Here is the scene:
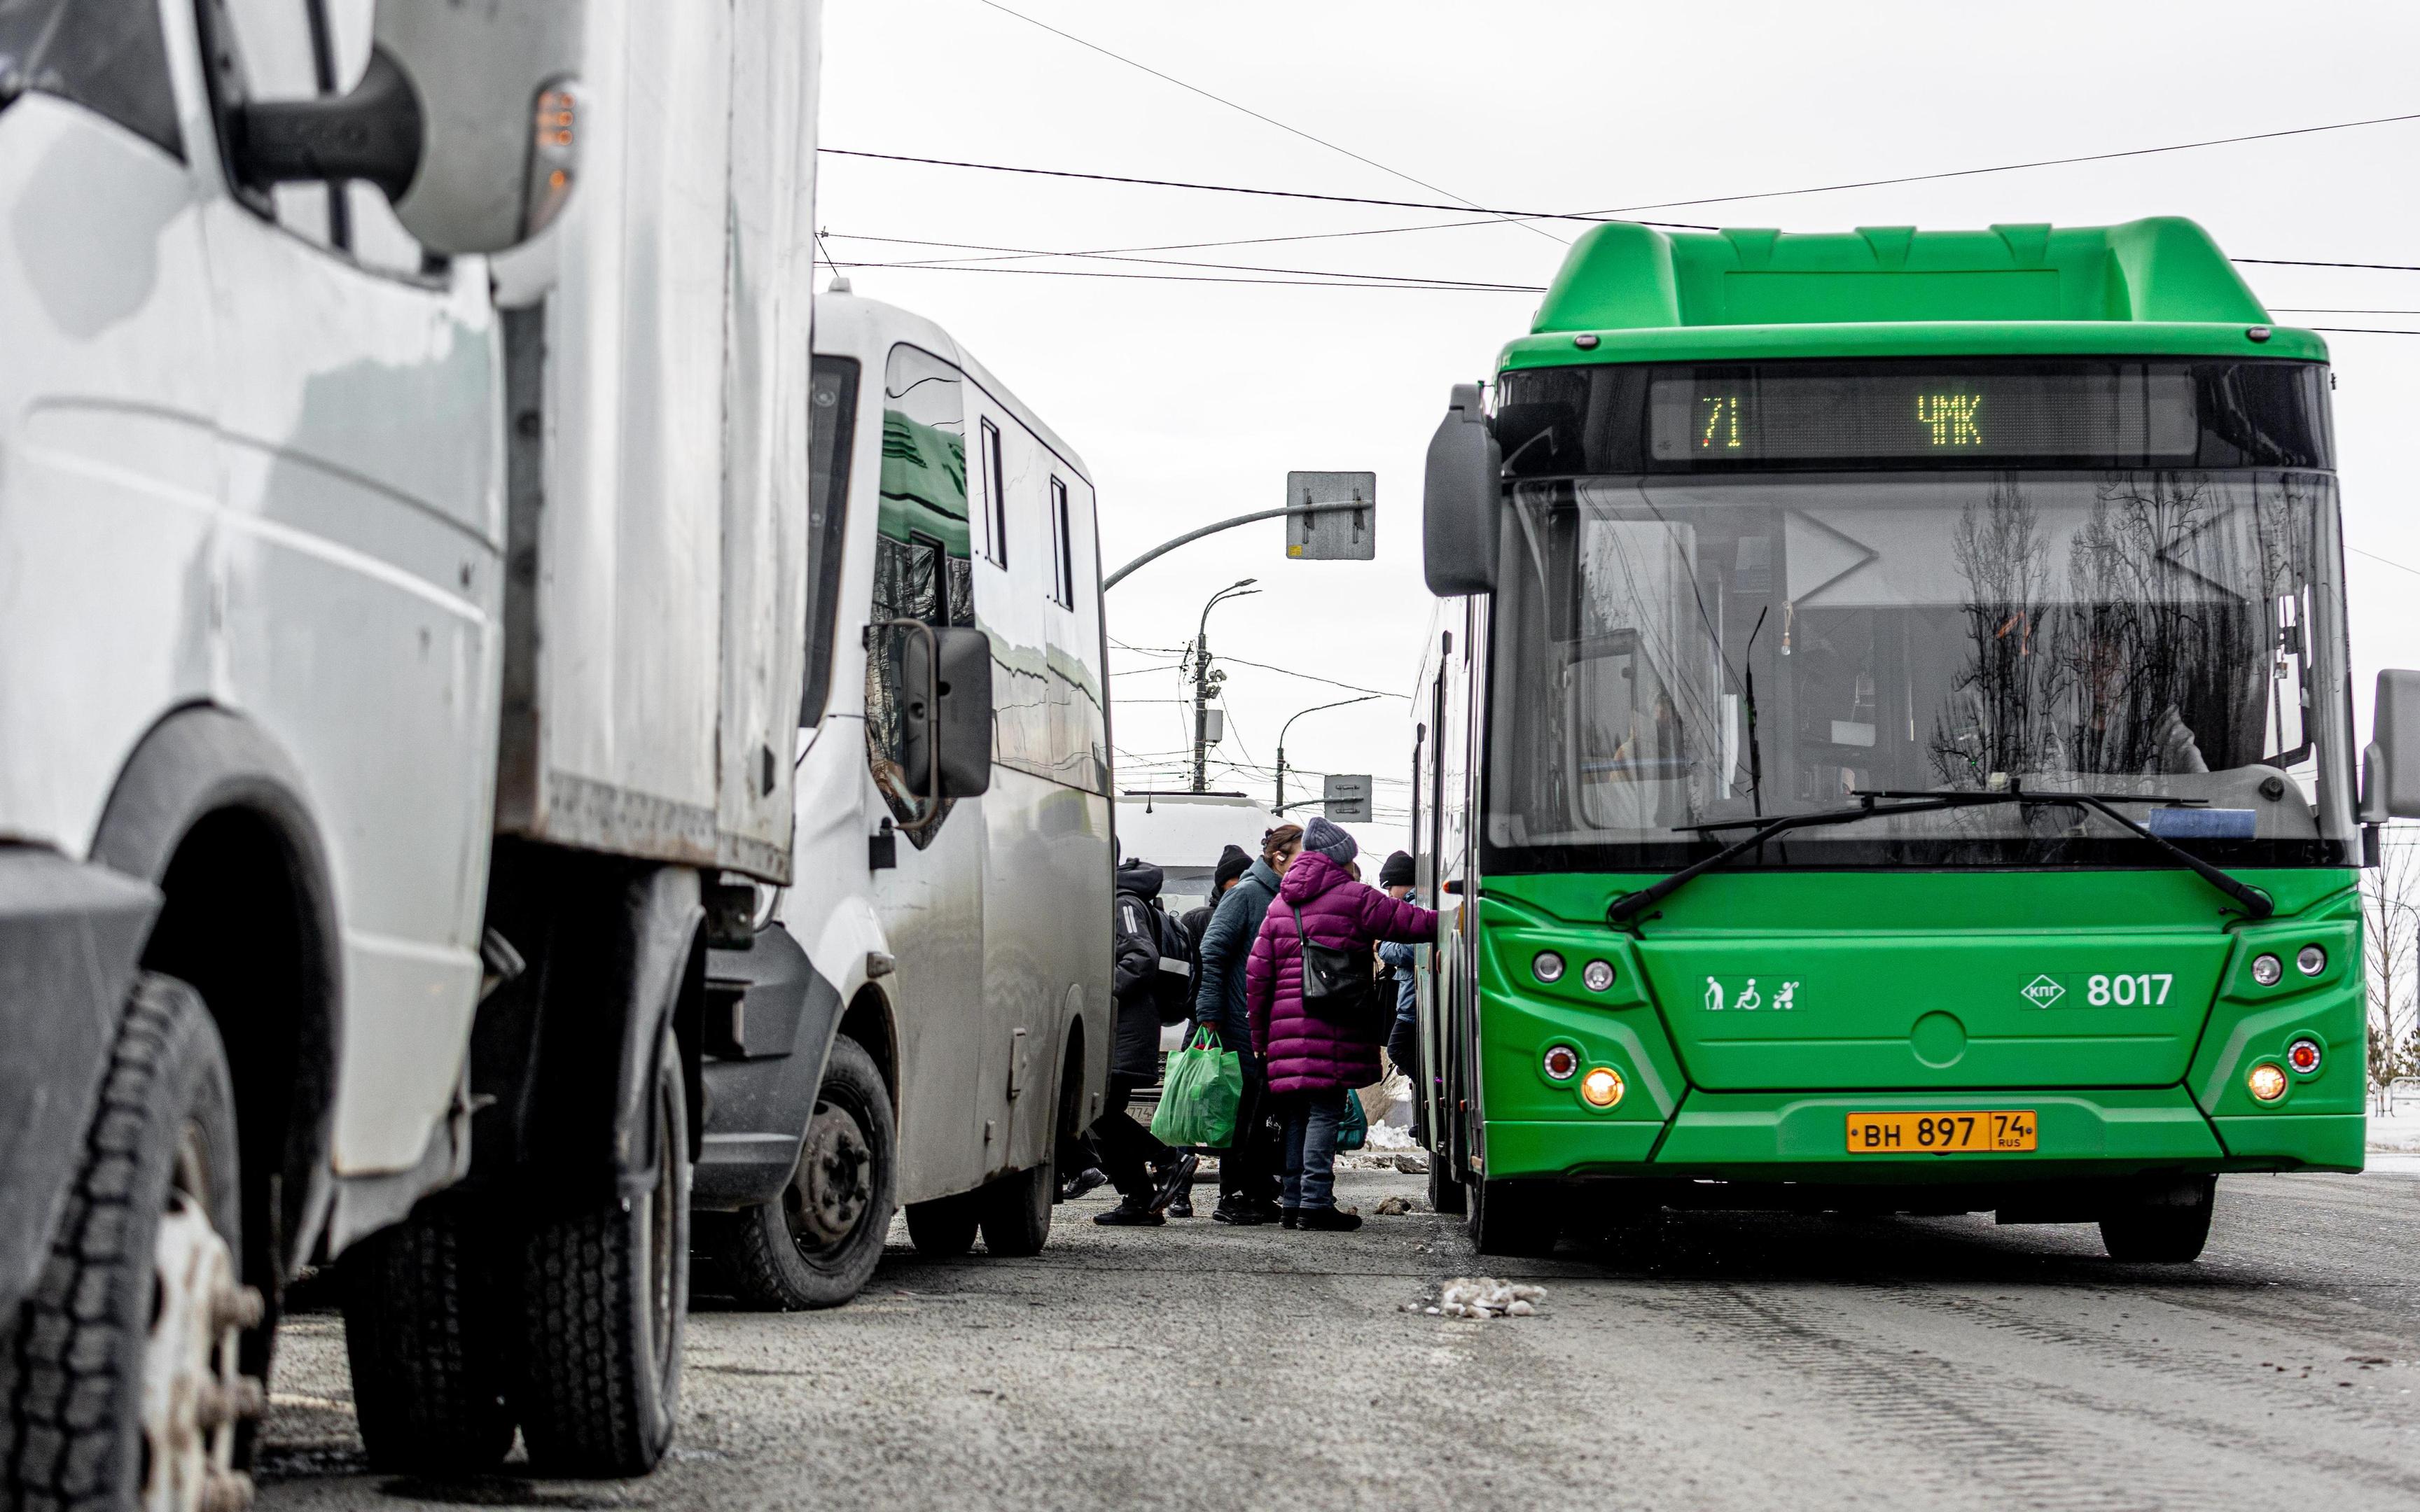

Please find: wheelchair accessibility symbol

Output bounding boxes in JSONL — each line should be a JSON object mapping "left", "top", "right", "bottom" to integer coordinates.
{"left": 1704, "top": 976, "right": 1799, "bottom": 1011}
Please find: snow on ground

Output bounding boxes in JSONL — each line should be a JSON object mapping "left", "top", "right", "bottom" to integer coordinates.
{"left": 2367, "top": 1103, "right": 2420, "bottom": 1152}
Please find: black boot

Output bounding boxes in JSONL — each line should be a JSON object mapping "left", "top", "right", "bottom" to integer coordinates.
{"left": 1210, "top": 1196, "right": 1267, "bottom": 1226}
{"left": 1094, "top": 1194, "right": 1166, "bottom": 1226}
{"left": 1148, "top": 1152, "right": 1199, "bottom": 1214}
{"left": 1300, "top": 1206, "right": 1362, "bottom": 1232}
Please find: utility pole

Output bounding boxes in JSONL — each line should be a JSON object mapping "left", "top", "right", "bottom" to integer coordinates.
{"left": 1190, "top": 580, "right": 1258, "bottom": 793}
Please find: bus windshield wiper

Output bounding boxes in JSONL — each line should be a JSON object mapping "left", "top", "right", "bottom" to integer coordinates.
{"left": 1607, "top": 794, "right": 1963, "bottom": 926}
{"left": 1852, "top": 788, "right": 2273, "bottom": 920}
{"left": 1606, "top": 788, "right": 2273, "bottom": 928}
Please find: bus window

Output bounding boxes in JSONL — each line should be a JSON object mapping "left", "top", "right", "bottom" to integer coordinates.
{"left": 979, "top": 418, "right": 1008, "bottom": 568}
{"left": 1048, "top": 477, "right": 1073, "bottom": 608}
{"left": 870, "top": 344, "right": 974, "bottom": 832}
{"left": 800, "top": 354, "right": 861, "bottom": 726}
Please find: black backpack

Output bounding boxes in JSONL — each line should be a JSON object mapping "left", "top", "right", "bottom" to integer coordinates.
{"left": 1150, "top": 900, "right": 1193, "bottom": 1026}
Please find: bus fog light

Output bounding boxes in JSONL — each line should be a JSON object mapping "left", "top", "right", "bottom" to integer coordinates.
{"left": 2247, "top": 1063, "right": 2290, "bottom": 1102}
{"left": 2287, "top": 1038, "right": 2323, "bottom": 1074}
{"left": 1542, "top": 1045, "right": 1578, "bottom": 1082}
{"left": 2296, "top": 945, "right": 2326, "bottom": 976}
{"left": 1580, "top": 1066, "right": 1624, "bottom": 1108}
{"left": 1532, "top": 951, "right": 1566, "bottom": 984}
{"left": 2251, "top": 953, "right": 2283, "bottom": 987}
{"left": 1581, "top": 959, "right": 1617, "bottom": 993}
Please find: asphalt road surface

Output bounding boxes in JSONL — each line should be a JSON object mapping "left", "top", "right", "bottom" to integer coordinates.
{"left": 260, "top": 1156, "right": 2420, "bottom": 1512}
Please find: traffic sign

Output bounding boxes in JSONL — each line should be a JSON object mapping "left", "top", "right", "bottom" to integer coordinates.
{"left": 1323, "top": 773, "right": 1372, "bottom": 823}
{"left": 1284, "top": 471, "right": 1375, "bottom": 561}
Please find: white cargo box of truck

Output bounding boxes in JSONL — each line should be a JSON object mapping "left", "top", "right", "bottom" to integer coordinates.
{"left": 494, "top": 0, "right": 818, "bottom": 881}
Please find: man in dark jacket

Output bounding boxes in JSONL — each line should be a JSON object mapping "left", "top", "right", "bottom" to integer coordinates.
{"left": 1190, "top": 825, "right": 1302, "bottom": 1224}
{"left": 1094, "top": 858, "right": 1197, "bottom": 1225}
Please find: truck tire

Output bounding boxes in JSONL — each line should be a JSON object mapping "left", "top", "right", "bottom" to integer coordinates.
{"left": 1, "top": 974, "right": 263, "bottom": 1512}
{"left": 340, "top": 1202, "right": 517, "bottom": 1474}
{"left": 2099, "top": 1175, "right": 2216, "bottom": 1263}
{"left": 903, "top": 1193, "right": 980, "bottom": 1257}
{"left": 714, "top": 1035, "right": 895, "bottom": 1310}
{"left": 515, "top": 1027, "right": 689, "bottom": 1477}
{"left": 1468, "top": 1178, "right": 1559, "bottom": 1258}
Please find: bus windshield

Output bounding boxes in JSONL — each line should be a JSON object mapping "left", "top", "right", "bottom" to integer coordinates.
{"left": 1484, "top": 469, "right": 2355, "bottom": 871}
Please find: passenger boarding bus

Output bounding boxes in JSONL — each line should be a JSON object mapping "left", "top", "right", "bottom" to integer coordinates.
{"left": 1412, "top": 218, "right": 2397, "bottom": 1263}
{"left": 693, "top": 291, "right": 1113, "bottom": 1308}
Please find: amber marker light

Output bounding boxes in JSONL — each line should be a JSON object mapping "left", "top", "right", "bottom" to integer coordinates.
{"left": 2288, "top": 1038, "right": 2323, "bottom": 1075}
{"left": 1580, "top": 1067, "right": 1624, "bottom": 1108}
{"left": 2247, "top": 1063, "right": 2290, "bottom": 1102}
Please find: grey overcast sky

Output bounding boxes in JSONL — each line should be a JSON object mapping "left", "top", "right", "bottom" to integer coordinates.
{"left": 819, "top": 0, "right": 2420, "bottom": 852}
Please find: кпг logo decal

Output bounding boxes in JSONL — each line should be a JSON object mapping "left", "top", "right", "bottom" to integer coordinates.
{"left": 2019, "top": 973, "right": 2067, "bottom": 1009}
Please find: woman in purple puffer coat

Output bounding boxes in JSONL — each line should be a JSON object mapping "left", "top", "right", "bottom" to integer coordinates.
{"left": 1246, "top": 816, "right": 1438, "bottom": 1231}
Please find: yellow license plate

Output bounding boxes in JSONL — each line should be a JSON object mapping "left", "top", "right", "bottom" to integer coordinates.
{"left": 1845, "top": 1110, "right": 2038, "bottom": 1154}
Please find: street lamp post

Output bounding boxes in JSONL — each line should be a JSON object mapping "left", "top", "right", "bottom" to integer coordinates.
{"left": 1274, "top": 694, "right": 1383, "bottom": 813}
{"left": 1190, "top": 579, "right": 1259, "bottom": 792}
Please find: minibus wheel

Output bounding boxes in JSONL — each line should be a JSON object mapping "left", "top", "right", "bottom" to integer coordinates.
{"left": 904, "top": 1193, "right": 981, "bottom": 1257}
{"left": 716, "top": 1035, "right": 896, "bottom": 1310}
{"left": 1468, "top": 1177, "right": 1559, "bottom": 1257}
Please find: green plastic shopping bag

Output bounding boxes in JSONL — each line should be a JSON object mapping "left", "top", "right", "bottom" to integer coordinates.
{"left": 1150, "top": 1027, "right": 1243, "bottom": 1148}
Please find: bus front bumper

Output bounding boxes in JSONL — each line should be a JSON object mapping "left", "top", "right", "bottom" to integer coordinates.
{"left": 1481, "top": 1086, "right": 2365, "bottom": 1184}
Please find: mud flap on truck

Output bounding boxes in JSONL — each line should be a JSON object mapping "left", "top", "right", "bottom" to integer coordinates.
{"left": 0, "top": 849, "right": 160, "bottom": 1318}
{"left": 342, "top": 843, "right": 704, "bottom": 1478}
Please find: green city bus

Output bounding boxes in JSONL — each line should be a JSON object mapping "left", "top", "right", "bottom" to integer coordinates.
{"left": 1410, "top": 218, "right": 2370, "bottom": 1261}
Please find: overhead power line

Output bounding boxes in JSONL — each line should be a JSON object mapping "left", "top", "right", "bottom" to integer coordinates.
{"left": 971, "top": 0, "right": 1567, "bottom": 246}
{"left": 826, "top": 230, "right": 1542, "bottom": 288}
{"left": 2232, "top": 257, "right": 2420, "bottom": 272}
{"left": 1569, "top": 109, "right": 2420, "bottom": 216}
{"left": 827, "top": 259, "right": 1533, "bottom": 293}
{"left": 820, "top": 146, "right": 1709, "bottom": 230}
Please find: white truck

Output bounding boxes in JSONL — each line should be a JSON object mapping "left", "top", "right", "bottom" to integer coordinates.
{"left": 0, "top": 0, "right": 820, "bottom": 1501}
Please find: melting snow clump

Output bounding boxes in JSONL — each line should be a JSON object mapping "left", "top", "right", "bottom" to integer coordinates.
{"left": 1427, "top": 1276, "right": 1545, "bottom": 1320}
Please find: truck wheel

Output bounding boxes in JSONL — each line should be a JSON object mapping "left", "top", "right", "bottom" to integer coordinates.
{"left": 1468, "top": 1178, "right": 1559, "bottom": 1258}
{"left": 516, "top": 1027, "right": 689, "bottom": 1477}
{"left": 1, "top": 974, "right": 264, "bottom": 1512}
{"left": 340, "top": 1202, "right": 517, "bottom": 1473}
{"left": 903, "top": 1193, "right": 980, "bottom": 1257}
{"left": 716, "top": 1035, "right": 895, "bottom": 1310}
{"left": 2099, "top": 1175, "right": 2216, "bottom": 1263}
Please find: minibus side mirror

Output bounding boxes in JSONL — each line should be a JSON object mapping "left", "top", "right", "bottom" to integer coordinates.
{"left": 901, "top": 626, "right": 994, "bottom": 802}
{"left": 1423, "top": 383, "right": 1501, "bottom": 597}
{"left": 234, "top": 1, "right": 585, "bottom": 255}
{"left": 2361, "top": 668, "right": 2420, "bottom": 822}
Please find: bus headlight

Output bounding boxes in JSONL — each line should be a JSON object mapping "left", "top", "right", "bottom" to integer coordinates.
{"left": 1532, "top": 951, "right": 1566, "bottom": 984}
{"left": 1581, "top": 959, "right": 1617, "bottom": 993}
{"left": 2250, "top": 953, "right": 2283, "bottom": 987}
{"left": 2296, "top": 945, "right": 2326, "bottom": 976}
{"left": 1580, "top": 1066, "right": 1624, "bottom": 1108}
{"left": 2246, "top": 1063, "right": 2289, "bottom": 1102}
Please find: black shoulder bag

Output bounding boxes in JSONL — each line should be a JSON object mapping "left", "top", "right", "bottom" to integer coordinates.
{"left": 1286, "top": 901, "right": 1387, "bottom": 1037}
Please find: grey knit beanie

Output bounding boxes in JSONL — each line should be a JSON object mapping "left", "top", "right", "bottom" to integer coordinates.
{"left": 1302, "top": 816, "right": 1358, "bottom": 866}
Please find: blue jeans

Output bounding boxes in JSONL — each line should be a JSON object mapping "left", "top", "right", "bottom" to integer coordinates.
{"left": 1279, "top": 1087, "right": 1348, "bottom": 1212}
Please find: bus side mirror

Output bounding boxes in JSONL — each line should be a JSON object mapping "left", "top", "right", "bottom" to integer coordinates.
{"left": 2361, "top": 669, "right": 2420, "bottom": 822}
{"left": 902, "top": 626, "right": 994, "bottom": 802}
{"left": 235, "top": 1, "right": 585, "bottom": 255}
{"left": 1423, "top": 383, "right": 1501, "bottom": 597}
